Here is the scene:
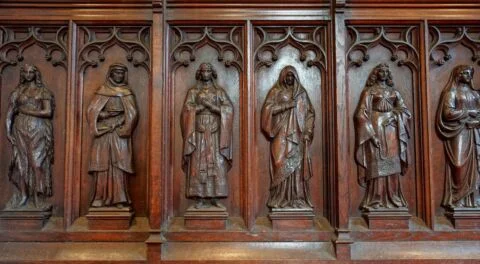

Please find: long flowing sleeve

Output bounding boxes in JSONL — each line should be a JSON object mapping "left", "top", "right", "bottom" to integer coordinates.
{"left": 218, "top": 88, "right": 234, "bottom": 163}
{"left": 87, "top": 95, "right": 110, "bottom": 137}
{"left": 354, "top": 88, "right": 375, "bottom": 169}
{"left": 87, "top": 94, "right": 110, "bottom": 172}
{"left": 117, "top": 94, "right": 138, "bottom": 137}
{"left": 181, "top": 88, "right": 198, "bottom": 171}
{"left": 437, "top": 89, "right": 468, "bottom": 139}
{"left": 261, "top": 87, "right": 280, "bottom": 138}
{"left": 394, "top": 90, "right": 411, "bottom": 173}
{"left": 6, "top": 89, "right": 20, "bottom": 141}
{"left": 297, "top": 89, "right": 315, "bottom": 140}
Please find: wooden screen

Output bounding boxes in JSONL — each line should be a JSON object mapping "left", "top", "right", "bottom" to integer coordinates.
{"left": 0, "top": 0, "right": 479, "bottom": 263}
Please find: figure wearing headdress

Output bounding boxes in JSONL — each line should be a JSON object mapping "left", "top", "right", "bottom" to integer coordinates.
{"left": 87, "top": 63, "right": 138, "bottom": 208}
{"left": 436, "top": 65, "right": 480, "bottom": 209}
{"left": 261, "top": 65, "right": 315, "bottom": 209}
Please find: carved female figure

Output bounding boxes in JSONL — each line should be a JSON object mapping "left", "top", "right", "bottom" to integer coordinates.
{"left": 87, "top": 63, "right": 138, "bottom": 208}
{"left": 181, "top": 63, "right": 234, "bottom": 209}
{"left": 6, "top": 64, "right": 54, "bottom": 209}
{"left": 437, "top": 65, "right": 480, "bottom": 209}
{"left": 354, "top": 63, "right": 411, "bottom": 210}
{"left": 261, "top": 65, "right": 315, "bottom": 209}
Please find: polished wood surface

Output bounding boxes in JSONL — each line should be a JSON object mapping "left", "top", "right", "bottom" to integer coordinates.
{"left": 0, "top": 0, "right": 479, "bottom": 263}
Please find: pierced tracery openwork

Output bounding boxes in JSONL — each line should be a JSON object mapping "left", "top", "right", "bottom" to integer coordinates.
{"left": 0, "top": 26, "right": 68, "bottom": 73}
{"left": 347, "top": 26, "right": 419, "bottom": 70}
{"left": 254, "top": 26, "right": 327, "bottom": 71}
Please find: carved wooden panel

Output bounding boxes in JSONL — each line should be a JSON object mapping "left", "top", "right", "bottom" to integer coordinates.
{"left": 0, "top": 25, "right": 68, "bottom": 216}
{"left": 253, "top": 25, "right": 328, "bottom": 219}
{"left": 168, "top": 25, "right": 244, "bottom": 218}
{"left": 1, "top": 1, "right": 480, "bottom": 262}
{"left": 346, "top": 24, "right": 424, "bottom": 220}
{"left": 428, "top": 25, "right": 480, "bottom": 219}
{"left": 76, "top": 25, "right": 151, "bottom": 218}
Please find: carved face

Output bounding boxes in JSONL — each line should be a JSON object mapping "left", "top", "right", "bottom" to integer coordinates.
{"left": 285, "top": 71, "right": 295, "bottom": 86}
{"left": 110, "top": 69, "right": 126, "bottom": 84}
{"left": 458, "top": 68, "right": 473, "bottom": 84}
{"left": 376, "top": 66, "right": 389, "bottom": 82}
{"left": 23, "top": 66, "right": 36, "bottom": 83}
{"left": 199, "top": 64, "right": 213, "bottom": 82}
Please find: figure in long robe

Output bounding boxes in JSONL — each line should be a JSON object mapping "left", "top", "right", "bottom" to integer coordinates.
{"left": 436, "top": 65, "right": 480, "bottom": 209}
{"left": 355, "top": 63, "right": 411, "bottom": 210}
{"left": 87, "top": 63, "right": 138, "bottom": 208}
{"left": 261, "top": 65, "right": 315, "bottom": 209}
{"left": 181, "top": 63, "right": 234, "bottom": 209}
{"left": 6, "top": 64, "right": 54, "bottom": 209}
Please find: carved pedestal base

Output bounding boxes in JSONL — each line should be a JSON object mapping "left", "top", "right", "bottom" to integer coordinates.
{"left": 269, "top": 208, "right": 314, "bottom": 230}
{"left": 0, "top": 207, "right": 52, "bottom": 230}
{"left": 445, "top": 207, "right": 480, "bottom": 229}
{"left": 86, "top": 206, "right": 134, "bottom": 230}
{"left": 184, "top": 204, "right": 228, "bottom": 230}
{"left": 362, "top": 208, "right": 410, "bottom": 229}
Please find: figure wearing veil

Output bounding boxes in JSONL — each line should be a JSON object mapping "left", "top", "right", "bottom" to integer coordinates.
{"left": 261, "top": 65, "right": 315, "bottom": 209}
{"left": 436, "top": 65, "right": 480, "bottom": 209}
{"left": 87, "top": 63, "right": 138, "bottom": 208}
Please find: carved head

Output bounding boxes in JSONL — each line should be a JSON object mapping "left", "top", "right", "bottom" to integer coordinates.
{"left": 278, "top": 65, "right": 300, "bottom": 88}
{"left": 108, "top": 63, "right": 128, "bottom": 86}
{"left": 195, "top": 63, "right": 217, "bottom": 82}
{"left": 453, "top": 65, "right": 474, "bottom": 86}
{"left": 19, "top": 64, "right": 43, "bottom": 87}
{"left": 366, "top": 63, "right": 394, "bottom": 87}
{"left": 285, "top": 71, "right": 295, "bottom": 86}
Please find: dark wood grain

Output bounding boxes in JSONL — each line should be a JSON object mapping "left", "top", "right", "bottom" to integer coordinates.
{"left": 0, "top": 0, "right": 478, "bottom": 262}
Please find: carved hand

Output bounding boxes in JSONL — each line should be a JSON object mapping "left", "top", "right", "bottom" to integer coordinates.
{"left": 468, "top": 109, "right": 479, "bottom": 118}
{"left": 7, "top": 134, "right": 15, "bottom": 145}
{"left": 287, "top": 100, "right": 297, "bottom": 109}
{"left": 98, "top": 111, "right": 110, "bottom": 119}
{"left": 303, "top": 134, "right": 312, "bottom": 143}
{"left": 203, "top": 100, "right": 214, "bottom": 109}
{"left": 197, "top": 92, "right": 212, "bottom": 106}
{"left": 279, "top": 100, "right": 296, "bottom": 113}
{"left": 371, "top": 136, "right": 381, "bottom": 148}
{"left": 199, "top": 97, "right": 215, "bottom": 110}
{"left": 466, "top": 119, "right": 480, "bottom": 129}
{"left": 382, "top": 116, "right": 396, "bottom": 126}
{"left": 196, "top": 104, "right": 206, "bottom": 112}
{"left": 18, "top": 105, "right": 34, "bottom": 115}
